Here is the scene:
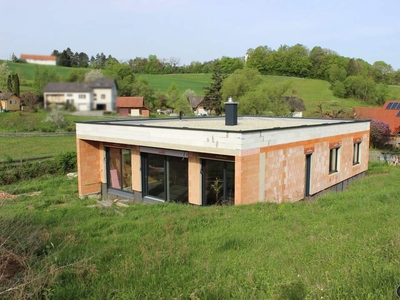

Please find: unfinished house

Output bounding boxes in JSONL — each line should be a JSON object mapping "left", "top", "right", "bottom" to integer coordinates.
{"left": 76, "top": 100, "right": 370, "bottom": 205}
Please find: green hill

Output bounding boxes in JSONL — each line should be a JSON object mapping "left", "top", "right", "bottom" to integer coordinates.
{"left": 3, "top": 61, "right": 392, "bottom": 116}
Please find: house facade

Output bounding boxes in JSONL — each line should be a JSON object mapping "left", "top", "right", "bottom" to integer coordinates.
{"left": 0, "top": 93, "right": 21, "bottom": 111}
{"left": 20, "top": 54, "right": 57, "bottom": 65}
{"left": 188, "top": 96, "right": 208, "bottom": 115}
{"left": 43, "top": 78, "right": 117, "bottom": 111}
{"left": 76, "top": 103, "right": 370, "bottom": 205}
{"left": 116, "top": 97, "right": 150, "bottom": 117}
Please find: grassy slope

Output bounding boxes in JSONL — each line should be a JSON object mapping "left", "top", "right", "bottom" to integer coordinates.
{"left": 1, "top": 162, "right": 399, "bottom": 299}
{"left": 4, "top": 61, "right": 386, "bottom": 116}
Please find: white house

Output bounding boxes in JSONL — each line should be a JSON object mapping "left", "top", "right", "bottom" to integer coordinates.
{"left": 43, "top": 78, "right": 117, "bottom": 111}
{"left": 20, "top": 54, "right": 57, "bottom": 65}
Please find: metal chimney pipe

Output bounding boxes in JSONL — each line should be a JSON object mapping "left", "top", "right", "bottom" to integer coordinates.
{"left": 225, "top": 97, "right": 238, "bottom": 126}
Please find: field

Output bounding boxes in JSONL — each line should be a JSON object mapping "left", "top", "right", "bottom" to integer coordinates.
{"left": 4, "top": 60, "right": 394, "bottom": 116}
{"left": 1, "top": 162, "right": 399, "bottom": 299}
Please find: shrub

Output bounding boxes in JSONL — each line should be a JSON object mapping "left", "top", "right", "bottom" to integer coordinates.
{"left": 370, "top": 119, "right": 391, "bottom": 148}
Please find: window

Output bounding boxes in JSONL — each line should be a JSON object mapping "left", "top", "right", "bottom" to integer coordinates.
{"left": 106, "top": 148, "right": 132, "bottom": 192}
{"left": 78, "top": 94, "right": 86, "bottom": 99}
{"left": 353, "top": 142, "right": 361, "bottom": 165}
{"left": 9, "top": 100, "right": 12, "bottom": 104}
{"left": 142, "top": 153, "right": 188, "bottom": 203}
{"left": 329, "top": 147, "right": 339, "bottom": 173}
{"left": 101, "top": 94, "right": 106, "bottom": 99}
{"left": 93, "top": 93, "right": 97, "bottom": 101}
{"left": 67, "top": 93, "right": 73, "bottom": 97}
{"left": 202, "top": 159, "right": 235, "bottom": 205}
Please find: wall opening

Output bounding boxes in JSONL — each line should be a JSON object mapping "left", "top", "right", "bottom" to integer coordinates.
{"left": 201, "top": 159, "right": 235, "bottom": 205}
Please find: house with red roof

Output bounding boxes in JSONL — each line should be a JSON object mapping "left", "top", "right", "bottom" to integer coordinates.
{"left": 20, "top": 54, "right": 56, "bottom": 66}
{"left": 355, "top": 100, "right": 400, "bottom": 146}
{"left": 116, "top": 97, "right": 150, "bottom": 117}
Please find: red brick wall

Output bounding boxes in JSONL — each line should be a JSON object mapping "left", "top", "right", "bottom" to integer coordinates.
{"left": 235, "top": 153, "right": 260, "bottom": 205}
{"left": 77, "top": 139, "right": 102, "bottom": 196}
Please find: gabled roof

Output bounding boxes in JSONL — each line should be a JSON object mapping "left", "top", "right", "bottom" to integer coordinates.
{"left": 116, "top": 97, "right": 144, "bottom": 108}
{"left": 43, "top": 82, "right": 92, "bottom": 93}
{"left": 43, "top": 78, "right": 117, "bottom": 93}
{"left": 188, "top": 96, "right": 204, "bottom": 109}
{"left": 20, "top": 54, "right": 56, "bottom": 61}
{"left": 88, "top": 78, "right": 117, "bottom": 89}
{"left": 0, "top": 93, "right": 17, "bottom": 100}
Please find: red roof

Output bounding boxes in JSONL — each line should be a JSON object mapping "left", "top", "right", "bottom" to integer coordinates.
{"left": 355, "top": 100, "right": 400, "bottom": 134}
{"left": 116, "top": 97, "right": 144, "bottom": 108}
{"left": 20, "top": 54, "right": 56, "bottom": 61}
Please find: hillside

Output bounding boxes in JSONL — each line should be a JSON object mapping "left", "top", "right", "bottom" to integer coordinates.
{"left": 3, "top": 61, "right": 392, "bottom": 116}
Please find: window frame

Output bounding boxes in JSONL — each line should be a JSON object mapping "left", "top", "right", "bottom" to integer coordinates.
{"left": 329, "top": 147, "right": 340, "bottom": 174}
{"left": 353, "top": 142, "right": 361, "bottom": 165}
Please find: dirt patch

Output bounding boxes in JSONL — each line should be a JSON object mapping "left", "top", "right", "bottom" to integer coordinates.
{"left": 0, "top": 253, "right": 24, "bottom": 282}
{"left": 0, "top": 191, "right": 16, "bottom": 200}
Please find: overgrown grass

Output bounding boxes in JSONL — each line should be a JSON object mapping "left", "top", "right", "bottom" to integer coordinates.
{"left": 1, "top": 163, "right": 399, "bottom": 299}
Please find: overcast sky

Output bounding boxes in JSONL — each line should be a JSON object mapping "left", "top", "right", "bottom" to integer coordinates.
{"left": 1, "top": 0, "right": 399, "bottom": 69}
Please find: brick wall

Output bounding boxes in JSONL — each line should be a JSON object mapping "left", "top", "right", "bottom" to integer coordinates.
{"left": 77, "top": 139, "right": 102, "bottom": 196}
{"left": 235, "top": 153, "right": 260, "bottom": 205}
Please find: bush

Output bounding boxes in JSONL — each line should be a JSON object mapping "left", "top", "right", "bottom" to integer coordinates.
{"left": 0, "top": 152, "right": 77, "bottom": 185}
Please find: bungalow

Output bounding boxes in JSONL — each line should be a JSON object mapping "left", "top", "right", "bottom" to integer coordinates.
{"left": 20, "top": 54, "right": 57, "bottom": 65}
{"left": 116, "top": 97, "right": 150, "bottom": 117}
{"left": 43, "top": 78, "right": 117, "bottom": 111}
{"left": 76, "top": 100, "right": 370, "bottom": 205}
{"left": 0, "top": 93, "right": 21, "bottom": 111}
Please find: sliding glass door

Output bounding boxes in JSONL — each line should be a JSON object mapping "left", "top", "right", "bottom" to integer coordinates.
{"left": 142, "top": 153, "right": 188, "bottom": 203}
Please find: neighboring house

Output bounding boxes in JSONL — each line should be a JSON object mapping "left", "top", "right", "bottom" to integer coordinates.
{"left": 76, "top": 101, "right": 370, "bottom": 206}
{"left": 43, "top": 78, "right": 117, "bottom": 111}
{"left": 20, "top": 54, "right": 57, "bottom": 65}
{"left": 0, "top": 93, "right": 21, "bottom": 111}
{"left": 188, "top": 96, "right": 208, "bottom": 115}
{"left": 284, "top": 96, "right": 306, "bottom": 117}
{"left": 355, "top": 100, "right": 400, "bottom": 146}
{"left": 116, "top": 97, "right": 150, "bottom": 117}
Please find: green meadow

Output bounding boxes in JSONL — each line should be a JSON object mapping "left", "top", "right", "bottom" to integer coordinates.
{"left": 4, "top": 60, "right": 390, "bottom": 116}
{"left": 1, "top": 161, "right": 399, "bottom": 299}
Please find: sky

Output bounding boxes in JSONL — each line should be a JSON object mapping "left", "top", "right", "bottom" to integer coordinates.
{"left": 1, "top": 0, "right": 400, "bottom": 69}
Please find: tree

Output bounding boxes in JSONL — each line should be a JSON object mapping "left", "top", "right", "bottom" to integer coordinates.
{"left": 0, "top": 61, "right": 11, "bottom": 92}
{"left": 203, "top": 61, "right": 227, "bottom": 115}
{"left": 131, "top": 78, "right": 155, "bottom": 109}
{"left": 370, "top": 119, "right": 391, "bottom": 148}
{"left": 221, "top": 67, "right": 262, "bottom": 102}
{"left": 21, "top": 92, "right": 39, "bottom": 112}
{"left": 7, "top": 73, "right": 20, "bottom": 95}
{"left": 219, "top": 56, "right": 244, "bottom": 74}
{"left": 84, "top": 69, "right": 104, "bottom": 82}
{"left": 166, "top": 83, "right": 180, "bottom": 109}
{"left": 33, "top": 66, "right": 59, "bottom": 95}
{"left": 239, "top": 81, "right": 292, "bottom": 116}
{"left": 66, "top": 69, "right": 85, "bottom": 82}
{"left": 173, "top": 90, "right": 193, "bottom": 115}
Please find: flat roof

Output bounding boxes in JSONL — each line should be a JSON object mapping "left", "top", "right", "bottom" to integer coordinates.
{"left": 77, "top": 116, "right": 368, "bottom": 133}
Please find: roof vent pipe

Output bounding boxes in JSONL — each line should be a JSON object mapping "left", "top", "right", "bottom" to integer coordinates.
{"left": 225, "top": 97, "right": 238, "bottom": 126}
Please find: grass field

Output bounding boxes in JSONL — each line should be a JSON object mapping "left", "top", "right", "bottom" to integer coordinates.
{"left": 1, "top": 162, "right": 399, "bottom": 299}
{"left": 3, "top": 60, "right": 398, "bottom": 116}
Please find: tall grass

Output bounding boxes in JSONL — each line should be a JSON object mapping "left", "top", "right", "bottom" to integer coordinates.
{"left": 1, "top": 162, "right": 399, "bottom": 299}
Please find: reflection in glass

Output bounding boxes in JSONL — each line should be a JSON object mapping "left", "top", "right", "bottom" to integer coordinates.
{"left": 107, "top": 148, "right": 132, "bottom": 191}
{"left": 203, "top": 160, "right": 234, "bottom": 205}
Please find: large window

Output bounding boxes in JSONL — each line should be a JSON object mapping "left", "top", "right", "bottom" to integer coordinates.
{"left": 106, "top": 148, "right": 132, "bottom": 191}
{"left": 142, "top": 153, "right": 188, "bottom": 203}
{"left": 353, "top": 142, "right": 361, "bottom": 165}
{"left": 329, "top": 147, "right": 339, "bottom": 174}
{"left": 202, "top": 159, "right": 234, "bottom": 205}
